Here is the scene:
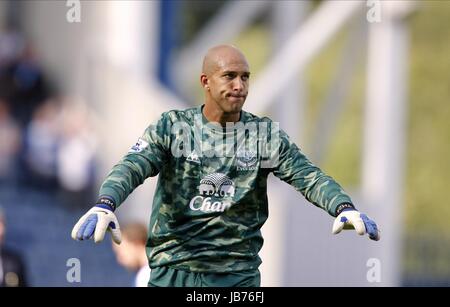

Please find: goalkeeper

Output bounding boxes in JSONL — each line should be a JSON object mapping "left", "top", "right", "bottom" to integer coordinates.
{"left": 71, "top": 44, "right": 380, "bottom": 287}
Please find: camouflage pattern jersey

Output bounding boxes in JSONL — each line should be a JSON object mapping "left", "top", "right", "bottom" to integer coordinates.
{"left": 99, "top": 105, "right": 354, "bottom": 273}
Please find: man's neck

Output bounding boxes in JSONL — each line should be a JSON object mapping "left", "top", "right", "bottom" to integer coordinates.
{"left": 202, "top": 103, "right": 240, "bottom": 126}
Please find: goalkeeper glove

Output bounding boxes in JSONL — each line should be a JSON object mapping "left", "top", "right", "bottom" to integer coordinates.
{"left": 332, "top": 208, "right": 380, "bottom": 241}
{"left": 71, "top": 197, "right": 121, "bottom": 244}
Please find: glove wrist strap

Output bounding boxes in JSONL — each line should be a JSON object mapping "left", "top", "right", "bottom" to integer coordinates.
{"left": 335, "top": 202, "right": 356, "bottom": 216}
{"left": 96, "top": 196, "right": 116, "bottom": 211}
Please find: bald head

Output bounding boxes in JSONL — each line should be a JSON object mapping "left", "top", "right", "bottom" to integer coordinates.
{"left": 200, "top": 45, "right": 250, "bottom": 121}
{"left": 202, "top": 45, "right": 249, "bottom": 76}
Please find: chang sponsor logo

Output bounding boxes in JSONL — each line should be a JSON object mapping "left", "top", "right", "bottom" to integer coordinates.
{"left": 189, "top": 173, "right": 235, "bottom": 213}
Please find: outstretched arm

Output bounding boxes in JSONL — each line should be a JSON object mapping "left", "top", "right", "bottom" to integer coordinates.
{"left": 71, "top": 113, "right": 171, "bottom": 244}
{"left": 272, "top": 128, "right": 380, "bottom": 241}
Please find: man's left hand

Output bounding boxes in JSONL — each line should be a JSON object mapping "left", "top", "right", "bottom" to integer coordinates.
{"left": 332, "top": 209, "right": 380, "bottom": 241}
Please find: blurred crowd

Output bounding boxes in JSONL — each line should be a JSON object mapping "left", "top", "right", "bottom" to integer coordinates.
{"left": 0, "top": 27, "right": 98, "bottom": 208}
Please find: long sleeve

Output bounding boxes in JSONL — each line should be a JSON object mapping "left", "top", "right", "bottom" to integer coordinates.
{"left": 98, "top": 113, "right": 171, "bottom": 207}
{"left": 272, "top": 129, "right": 353, "bottom": 217}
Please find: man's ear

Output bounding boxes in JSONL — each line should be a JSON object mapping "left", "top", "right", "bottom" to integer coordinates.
{"left": 200, "top": 74, "right": 209, "bottom": 90}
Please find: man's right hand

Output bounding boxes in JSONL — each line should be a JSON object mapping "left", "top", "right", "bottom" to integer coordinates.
{"left": 71, "top": 203, "right": 122, "bottom": 244}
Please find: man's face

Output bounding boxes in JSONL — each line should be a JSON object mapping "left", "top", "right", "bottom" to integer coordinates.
{"left": 204, "top": 58, "right": 250, "bottom": 114}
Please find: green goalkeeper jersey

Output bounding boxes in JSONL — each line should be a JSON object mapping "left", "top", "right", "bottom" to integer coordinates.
{"left": 99, "top": 105, "right": 353, "bottom": 273}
